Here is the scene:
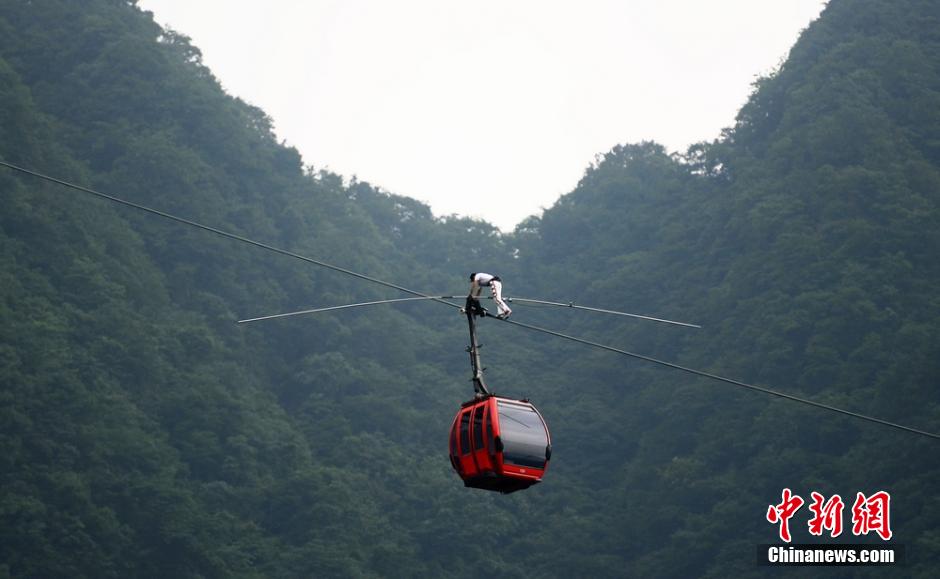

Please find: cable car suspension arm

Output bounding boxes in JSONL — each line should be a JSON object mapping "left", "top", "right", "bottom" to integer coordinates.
{"left": 465, "top": 296, "right": 491, "bottom": 396}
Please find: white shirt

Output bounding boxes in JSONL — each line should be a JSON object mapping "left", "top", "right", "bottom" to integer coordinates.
{"left": 472, "top": 272, "right": 497, "bottom": 286}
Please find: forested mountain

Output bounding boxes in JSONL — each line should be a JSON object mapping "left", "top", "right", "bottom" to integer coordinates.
{"left": 1, "top": 0, "right": 938, "bottom": 577}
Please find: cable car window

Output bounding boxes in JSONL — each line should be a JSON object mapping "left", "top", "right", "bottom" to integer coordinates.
{"left": 472, "top": 406, "right": 484, "bottom": 449}
{"left": 497, "top": 401, "right": 548, "bottom": 468}
{"left": 450, "top": 422, "right": 458, "bottom": 456}
{"left": 459, "top": 411, "right": 471, "bottom": 455}
{"left": 485, "top": 407, "right": 494, "bottom": 451}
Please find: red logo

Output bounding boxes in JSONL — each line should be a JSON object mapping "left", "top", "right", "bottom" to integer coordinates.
{"left": 766, "top": 488, "right": 804, "bottom": 543}
{"left": 852, "top": 491, "right": 892, "bottom": 541}
{"left": 807, "top": 492, "right": 844, "bottom": 538}
{"left": 767, "top": 489, "right": 892, "bottom": 542}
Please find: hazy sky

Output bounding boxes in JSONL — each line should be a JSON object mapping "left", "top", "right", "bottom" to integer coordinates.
{"left": 139, "top": 0, "right": 827, "bottom": 230}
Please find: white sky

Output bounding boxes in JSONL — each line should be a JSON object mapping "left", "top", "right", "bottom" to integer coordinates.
{"left": 139, "top": 0, "right": 827, "bottom": 231}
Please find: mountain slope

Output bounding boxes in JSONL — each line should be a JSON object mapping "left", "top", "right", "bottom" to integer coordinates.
{"left": 514, "top": 0, "right": 940, "bottom": 575}
{"left": 2, "top": 0, "right": 939, "bottom": 577}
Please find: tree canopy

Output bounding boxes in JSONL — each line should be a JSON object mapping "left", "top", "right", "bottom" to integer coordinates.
{"left": 1, "top": 0, "right": 938, "bottom": 576}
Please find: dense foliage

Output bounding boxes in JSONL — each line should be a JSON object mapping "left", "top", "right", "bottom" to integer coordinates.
{"left": 1, "top": 0, "right": 938, "bottom": 576}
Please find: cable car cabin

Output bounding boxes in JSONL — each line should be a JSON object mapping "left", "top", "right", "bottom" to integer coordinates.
{"left": 448, "top": 396, "right": 551, "bottom": 494}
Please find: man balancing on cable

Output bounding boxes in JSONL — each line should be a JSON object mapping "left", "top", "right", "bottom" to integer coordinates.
{"left": 468, "top": 272, "right": 512, "bottom": 319}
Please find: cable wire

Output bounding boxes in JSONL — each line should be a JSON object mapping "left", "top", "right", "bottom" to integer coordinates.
{"left": 238, "top": 296, "right": 465, "bottom": 323}
{"left": 0, "top": 159, "right": 460, "bottom": 310}
{"left": 487, "top": 314, "right": 940, "bottom": 440}
{"left": 4, "top": 160, "right": 938, "bottom": 440}
{"left": 507, "top": 296, "right": 701, "bottom": 328}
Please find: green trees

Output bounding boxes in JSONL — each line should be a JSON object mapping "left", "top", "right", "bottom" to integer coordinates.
{"left": 2, "top": 0, "right": 940, "bottom": 576}
{"left": 512, "top": 2, "right": 940, "bottom": 575}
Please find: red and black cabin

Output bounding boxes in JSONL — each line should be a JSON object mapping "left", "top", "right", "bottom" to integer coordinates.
{"left": 448, "top": 395, "right": 551, "bottom": 494}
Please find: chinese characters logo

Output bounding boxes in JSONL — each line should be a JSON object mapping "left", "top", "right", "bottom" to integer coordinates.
{"left": 766, "top": 489, "right": 892, "bottom": 542}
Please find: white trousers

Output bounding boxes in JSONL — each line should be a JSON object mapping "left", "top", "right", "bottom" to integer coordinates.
{"left": 472, "top": 280, "right": 511, "bottom": 316}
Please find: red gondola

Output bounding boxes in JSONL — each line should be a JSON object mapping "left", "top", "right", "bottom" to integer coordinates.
{"left": 448, "top": 297, "right": 552, "bottom": 493}
{"left": 449, "top": 395, "right": 551, "bottom": 493}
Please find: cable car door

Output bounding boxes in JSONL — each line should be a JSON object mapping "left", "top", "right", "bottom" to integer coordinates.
{"left": 455, "top": 407, "right": 478, "bottom": 476}
{"left": 470, "top": 401, "right": 495, "bottom": 474}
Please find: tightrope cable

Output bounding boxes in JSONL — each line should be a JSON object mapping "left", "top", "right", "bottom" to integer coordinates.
{"left": 506, "top": 296, "right": 701, "bottom": 328}
{"left": 488, "top": 314, "right": 940, "bottom": 440}
{"left": 238, "top": 296, "right": 466, "bottom": 323}
{"left": 4, "top": 159, "right": 938, "bottom": 440}
{"left": 0, "top": 159, "right": 460, "bottom": 310}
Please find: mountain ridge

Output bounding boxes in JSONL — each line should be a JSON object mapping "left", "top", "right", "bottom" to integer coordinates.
{"left": 2, "top": 0, "right": 938, "bottom": 576}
